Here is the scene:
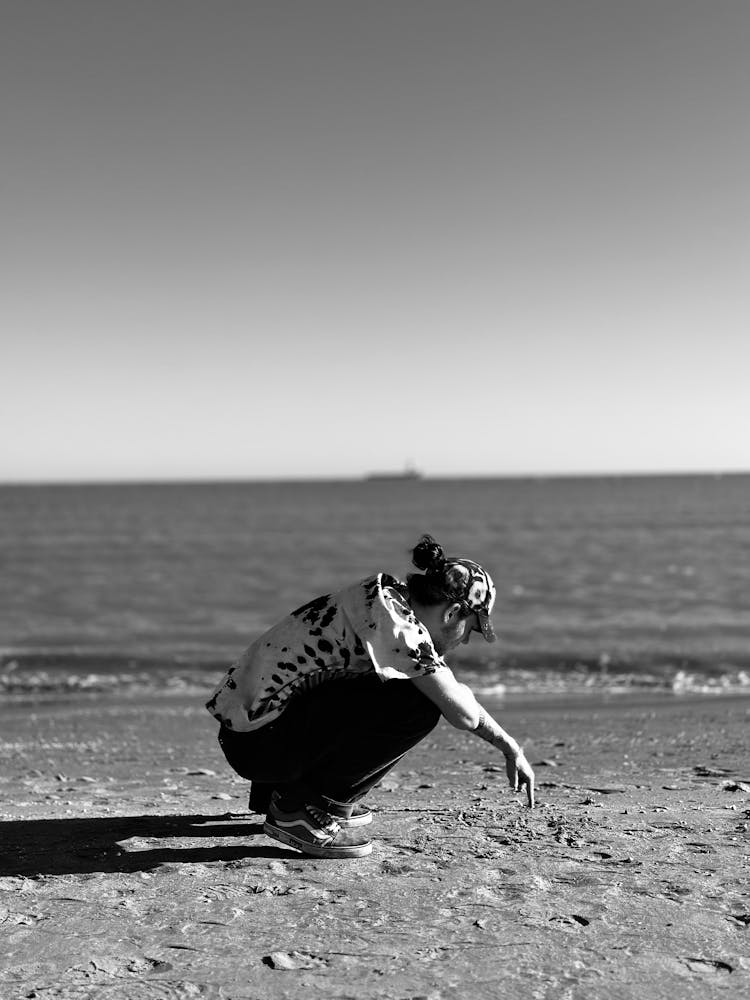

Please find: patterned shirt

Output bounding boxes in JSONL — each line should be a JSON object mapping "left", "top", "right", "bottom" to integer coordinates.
{"left": 205, "top": 573, "right": 450, "bottom": 732}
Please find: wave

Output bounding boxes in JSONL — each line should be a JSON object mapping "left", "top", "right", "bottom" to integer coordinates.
{"left": 471, "top": 666, "right": 750, "bottom": 698}
{"left": 459, "top": 652, "right": 750, "bottom": 698}
{"left": 3, "top": 650, "right": 750, "bottom": 700}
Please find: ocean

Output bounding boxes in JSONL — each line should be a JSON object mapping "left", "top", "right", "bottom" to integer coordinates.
{"left": 2, "top": 475, "right": 750, "bottom": 699}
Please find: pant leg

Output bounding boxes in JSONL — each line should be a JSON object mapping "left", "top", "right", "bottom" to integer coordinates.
{"left": 247, "top": 781, "right": 274, "bottom": 812}
{"left": 216, "top": 674, "right": 441, "bottom": 806}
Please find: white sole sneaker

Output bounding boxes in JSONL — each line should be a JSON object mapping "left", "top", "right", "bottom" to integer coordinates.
{"left": 263, "top": 818, "right": 373, "bottom": 859}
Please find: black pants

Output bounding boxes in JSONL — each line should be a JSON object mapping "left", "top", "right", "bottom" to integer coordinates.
{"left": 217, "top": 674, "right": 441, "bottom": 810}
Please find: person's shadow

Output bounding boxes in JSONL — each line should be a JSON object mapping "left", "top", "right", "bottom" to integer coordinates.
{"left": 0, "top": 813, "right": 301, "bottom": 877}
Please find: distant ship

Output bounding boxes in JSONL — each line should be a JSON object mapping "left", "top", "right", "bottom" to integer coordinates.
{"left": 365, "top": 463, "right": 422, "bottom": 481}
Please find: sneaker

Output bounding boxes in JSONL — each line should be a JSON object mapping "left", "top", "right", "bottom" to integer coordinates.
{"left": 264, "top": 799, "right": 373, "bottom": 859}
{"left": 268, "top": 790, "right": 372, "bottom": 827}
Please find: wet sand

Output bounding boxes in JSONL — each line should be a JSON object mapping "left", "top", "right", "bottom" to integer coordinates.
{"left": 1, "top": 690, "right": 748, "bottom": 999}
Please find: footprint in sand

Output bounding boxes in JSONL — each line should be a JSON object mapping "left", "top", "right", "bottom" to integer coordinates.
{"left": 549, "top": 913, "right": 591, "bottom": 927}
{"left": 683, "top": 957, "right": 734, "bottom": 975}
{"left": 263, "top": 950, "right": 330, "bottom": 970}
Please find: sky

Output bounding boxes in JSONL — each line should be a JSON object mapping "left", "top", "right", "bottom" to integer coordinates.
{"left": 2, "top": 0, "right": 749, "bottom": 482}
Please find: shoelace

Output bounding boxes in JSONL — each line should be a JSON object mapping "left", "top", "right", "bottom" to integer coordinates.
{"left": 305, "top": 803, "right": 341, "bottom": 836}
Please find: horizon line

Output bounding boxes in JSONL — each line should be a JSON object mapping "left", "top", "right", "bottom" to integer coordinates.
{"left": 1, "top": 468, "right": 748, "bottom": 488}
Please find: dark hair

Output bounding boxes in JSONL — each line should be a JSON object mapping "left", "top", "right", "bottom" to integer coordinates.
{"left": 406, "top": 534, "right": 472, "bottom": 615}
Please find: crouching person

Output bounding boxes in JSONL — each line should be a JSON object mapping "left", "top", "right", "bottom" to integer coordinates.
{"left": 206, "top": 534, "right": 534, "bottom": 859}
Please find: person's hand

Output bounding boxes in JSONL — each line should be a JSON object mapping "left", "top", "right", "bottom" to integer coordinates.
{"left": 504, "top": 747, "right": 535, "bottom": 808}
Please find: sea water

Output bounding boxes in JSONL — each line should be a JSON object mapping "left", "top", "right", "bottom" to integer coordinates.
{"left": 2, "top": 475, "right": 750, "bottom": 698}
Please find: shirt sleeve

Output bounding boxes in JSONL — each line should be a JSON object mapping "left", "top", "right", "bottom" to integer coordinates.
{"left": 365, "top": 581, "right": 450, "bottom": 680}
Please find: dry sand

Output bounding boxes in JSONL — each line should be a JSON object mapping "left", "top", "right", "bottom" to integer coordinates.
{"left": 1, "top": 690, "right": 748, "bottom": 999}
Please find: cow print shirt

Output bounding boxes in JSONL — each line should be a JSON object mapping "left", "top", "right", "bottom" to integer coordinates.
{"left": 205, "top": 573, "right": 450, "bottom": 732}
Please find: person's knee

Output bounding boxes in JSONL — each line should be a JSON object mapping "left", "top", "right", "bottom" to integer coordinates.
{"left": 381, "top": 681, "right": 441, "bottom": 735}
{"left": 414, "top": 697, "right": 442, "bottom": 734}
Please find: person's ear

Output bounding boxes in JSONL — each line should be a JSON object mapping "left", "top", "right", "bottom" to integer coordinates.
{"left": 442, "top": 602, "right": 463, "bottom": 625}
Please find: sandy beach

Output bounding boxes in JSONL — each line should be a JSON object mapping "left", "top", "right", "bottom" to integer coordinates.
{"left": 1, "top": 690, "right": 748, "bottom": 999}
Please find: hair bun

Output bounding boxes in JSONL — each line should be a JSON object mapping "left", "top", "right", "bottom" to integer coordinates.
{"left": 411, "top": 534, "right": 446, "bottom": 573}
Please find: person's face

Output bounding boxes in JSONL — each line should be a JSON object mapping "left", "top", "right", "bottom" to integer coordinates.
{"left": 432, "top": 606, "right": 482, "bottom": 655}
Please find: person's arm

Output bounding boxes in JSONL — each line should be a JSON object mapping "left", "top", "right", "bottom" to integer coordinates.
{"left": 411, "top": 670, "right": 534, "bottom": 808}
